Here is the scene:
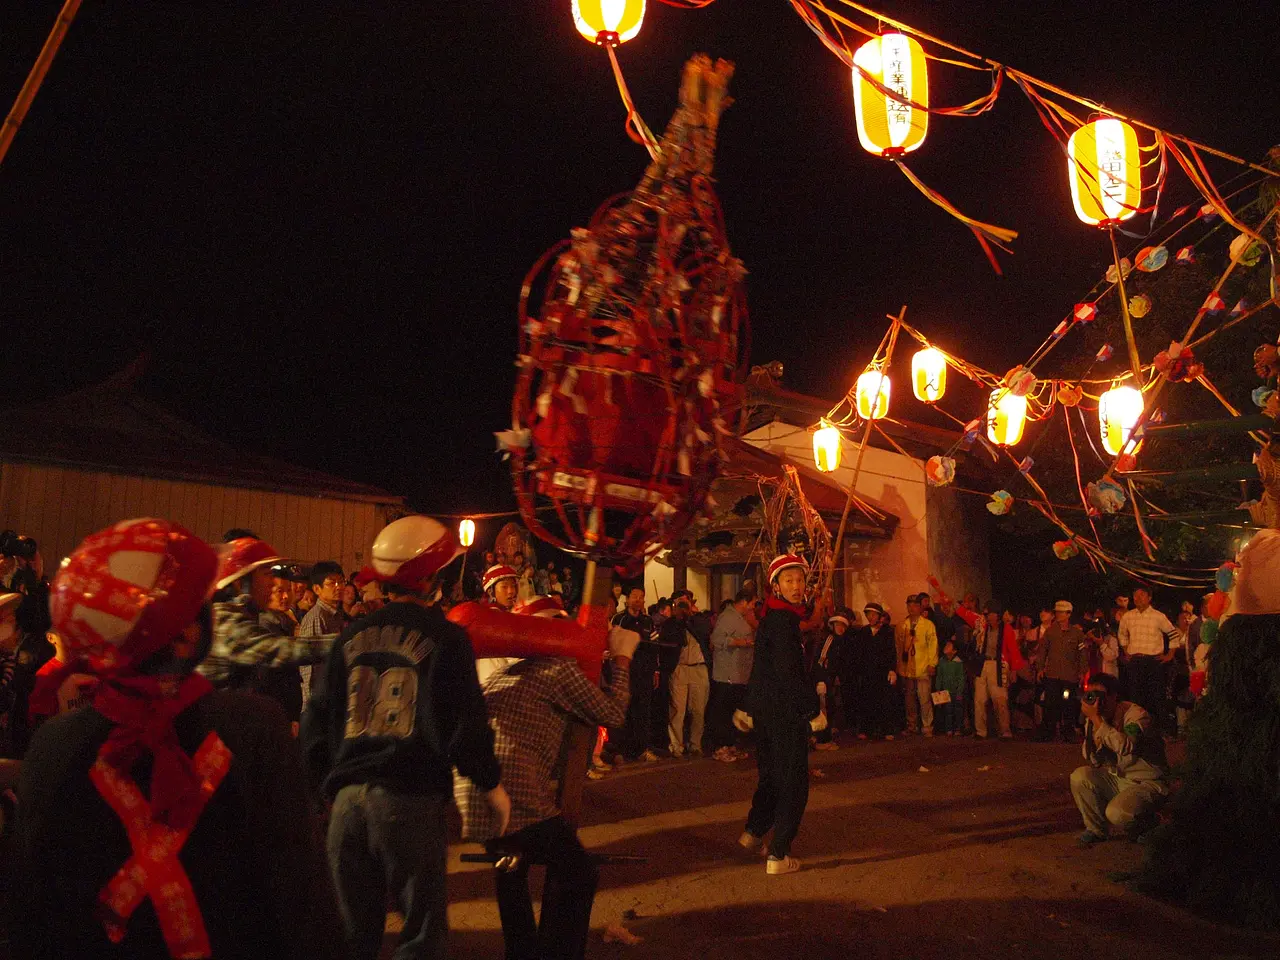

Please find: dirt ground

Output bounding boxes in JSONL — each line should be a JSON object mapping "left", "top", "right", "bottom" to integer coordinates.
{"left": 440, "top": 734, "right": 1280, "bottom": 960}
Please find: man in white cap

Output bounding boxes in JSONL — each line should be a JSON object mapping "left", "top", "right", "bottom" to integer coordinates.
{"left": 1035, "top": 600, "right": 1086, "bottom": 742}
{"left": 738, "top": 554, "right": 821, "bottom": 875}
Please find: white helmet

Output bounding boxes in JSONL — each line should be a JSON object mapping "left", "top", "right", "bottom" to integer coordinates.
{"left": 370, "top": 516, "right": 461, "bottom": 591}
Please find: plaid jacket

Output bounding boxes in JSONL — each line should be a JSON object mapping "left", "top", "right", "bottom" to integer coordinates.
{"left": 455, "top": 657, "right": 630, "bottom": 840}
{"left": 200, "top": 596, "right": 335, "bottom": 688}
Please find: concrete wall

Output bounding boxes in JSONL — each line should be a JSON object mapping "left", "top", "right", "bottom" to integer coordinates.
{"left": 0, "top": 461, "right": 395, "bottom": 573}
{"left": 642, "top": 561, "right": 709, "bottom": 610}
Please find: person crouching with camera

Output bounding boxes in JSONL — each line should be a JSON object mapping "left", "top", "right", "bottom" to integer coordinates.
{"left": 1070, "top": 673, "right": 1169, "bottom": 847}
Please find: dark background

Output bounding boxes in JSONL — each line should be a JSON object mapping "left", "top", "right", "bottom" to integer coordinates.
{"left": 2, "top": 0, "right": 1276, "bottom": 516}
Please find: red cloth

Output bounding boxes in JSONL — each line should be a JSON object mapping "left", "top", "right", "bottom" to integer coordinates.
{"left": 997, "top": 624, "right": 1027, "bottom": 672}
{"left": 765, "top": 595, "right": 807, "bottom": 617}
{"left": 92, "top": 672, "right": 215, "bottom": 830}
{"left": 27, "top": 657, "right": 100, "bottom": 723}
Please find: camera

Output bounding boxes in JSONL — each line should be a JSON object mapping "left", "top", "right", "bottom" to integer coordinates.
{"left": 1081, "top": 690, "right": 1105, "bottom": 705}
{"left": 0, "top": 530, "right": 37, "bottom": 561}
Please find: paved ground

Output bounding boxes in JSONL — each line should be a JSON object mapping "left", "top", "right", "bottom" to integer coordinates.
{"left": 441, "top": 734, "right": 1280, "bottom": 959}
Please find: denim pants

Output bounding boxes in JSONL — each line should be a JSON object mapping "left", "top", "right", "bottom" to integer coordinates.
{"left": 327, "top": 784, "right": 449, "bottom": 960}
{"left": 487, "top": 815, "right": 599, "bottom": 960}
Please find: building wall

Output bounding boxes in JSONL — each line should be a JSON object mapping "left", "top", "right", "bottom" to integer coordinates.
{"left": 644, "top": 561, "right": 709, "bottom": 610}
{"left": 0, "top": 462, "right": 395, "bottom": 572}
{"left": 926, "top": 483, "right": 992, "bottom": 605}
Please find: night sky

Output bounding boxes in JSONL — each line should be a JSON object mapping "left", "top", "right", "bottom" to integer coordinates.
{"left": 2, "top": 1, "right": 1276, "bottom": 518}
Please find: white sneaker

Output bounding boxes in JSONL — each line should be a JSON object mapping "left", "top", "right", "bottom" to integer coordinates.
{"left": 766, "top": 855, "right": 802, "bottom": 875}
{"left": 738, "top": 831, "right": 764, "bottom": 852}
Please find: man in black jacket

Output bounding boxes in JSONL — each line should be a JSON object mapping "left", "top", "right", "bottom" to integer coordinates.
{"left": 845, "top": 602, "right": 898, "bottom": 740}
{"left": 612, "top": 587, "right": 660, "bottom": 762}
{"left": 303, "top": 516, "right": 510, "bottom": 960}
{"left": 738, "top": 554, "right": 821, "bottom": 875}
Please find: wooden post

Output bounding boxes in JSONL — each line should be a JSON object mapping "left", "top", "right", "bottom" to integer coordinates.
{"left": 1109, "top": 227, "right": 1143, "bottom": 385}
{"left": 0, "top": 0, "right": 83, "bottom": 169}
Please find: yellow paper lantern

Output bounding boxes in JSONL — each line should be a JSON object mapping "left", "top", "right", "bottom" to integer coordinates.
{"left": 458, "top": 518, "right": 476, "bottom": 548}
{"left": 852, "top": 32, "right": 929, "bottom": 157}
{"left": 1098, "top": 385, "right": 1144, "bottom": 456}
{"left": 855, "top": 370, "right": 891, "bottom": 420}
{"left": 987, "top": 388, "right": 1027, "bottom": 446}
{"left": 572, "top": 0, "right": 645, "bottom": 46}
{"left": 911, "top": 347, "right": 947, "bottom": 403}
{"left": 1068, "top": 117, "right": 1141, "bottom": 226}
{"left": 813, "top": 419, "right": 843, "bottom": 473}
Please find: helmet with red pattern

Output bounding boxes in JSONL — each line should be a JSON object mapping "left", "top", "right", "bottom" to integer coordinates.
{"left": 214, "top": 537, "right": 286, "bottom": 591}
{"left": 370, "top": 515, "right": 461, "bottom": 592}
{"left": 50, "top": 518, "right": 218, "bottom": 674}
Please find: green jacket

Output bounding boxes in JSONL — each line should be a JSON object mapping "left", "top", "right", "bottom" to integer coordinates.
{"left": 934, "top": 656, "right": 966, "bottom": 698}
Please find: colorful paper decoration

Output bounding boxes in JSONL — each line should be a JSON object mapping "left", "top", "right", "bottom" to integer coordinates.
{"left": 1068, "top": 118, "right": 1141, "bottom": 226}
{"left": 1099, "top": 385, "right": 1143, "bottom": 457}
{"left": 925, "top": 455, "right": 955, "bottom": 487}
{"left": 1229, "top": 232, "right": 1264, "bottom": 266}
{"left": 987, "top": 389, "right": 1027, "bottom": 446}
{"left": 1154, "top": 341, "right": 1204, "bottom": 382}
{"left": 1231, "top": 298, "right": 1248, "bottom": 318}
{"left": 1105, "top": 258, "right": 1133, "bottom": 283}
{"left": 1202, "top": 292, "right": 1225, "bottom": 314}
{"left": 1087, "top": 478, "right": 1127, "bottom": 514}
{"left": 1128, "top": 294, "right": 1152, "bottom": 318}
{"left": 852, "top": 33, "right": 928, "bottom": 157}
{"left": 1198, "top": 202, "right": 1217, "bottom": 220}
{"left": 1003, "top": 366, "right": 1036, "bottom": 398}
{"left": 855, "top": 369, "right": 891, "bottom": 420}
{"left": 1175, "top": 245, "right": 1196, "bottom": 264}
{"left": 1135, "top": 245, "right": 1168, "bottom": 272}
{"left": 986, "top": 490, "right": 1014, "bottom": 515}
{"left": 1017, "top": 456, "right": 1035, "bottom": 474}
{"left": 1095, "top": 344, "right": 1114, "bottom": 362}
{"left": 813, "top": 418, "right": 842, "bottom": 473}
{"left": 1215, "top": 561, "right": 1239, "bottom": 593}
{"left": 1057, "top": 383, "right": 1083, "bottom": 407}
{"left": 1205, "top": 590, "right": 1229, "bottom": 620}
{"left": 911, "top": 347, "right": 947, "bottom": 403}
{"left": 572, "top": 0, "right": 646, "bottom": 45}
{"left": 1199, "top": 617, "right": 1219, "bottom": 645}
{"left": 1053, "top": 539, "right": 1080, "bottom": 560}
{"left": 1074, "top": 302, "right": 1098, "bottom": 324}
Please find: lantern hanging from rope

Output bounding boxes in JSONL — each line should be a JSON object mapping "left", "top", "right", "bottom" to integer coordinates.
{"left": 1068, "top": 117, "right": 1141, "bottom": 226}
{"left": 852, "top": 32, "right": 928, "bottom": 157}
{"left": 986, "top": 388, "right": 1027, "bottom": 446}
{"left": 572, "top": 0, "right": 645, "bottom": 46}
{"left": 1098, "top": 385, "right": 1144, "bottom": 456}
{"left": 911, "top": 347, "right": 946, "bottom": 403}
{"left": 458, "top": 518, "right": 476, "bottom": 548}
{"left": 855, "top": 369, "right": 891, "bottom": 420}
{"left": 813, "top": 419, "right": 843, "bottom": 473}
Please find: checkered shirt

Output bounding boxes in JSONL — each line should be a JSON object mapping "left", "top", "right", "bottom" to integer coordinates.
{"left": 454, "top": 657, "right": 629, "bottom": 840}
{"left": 1117, "top": 606, "right": 1177, "bottom": 657}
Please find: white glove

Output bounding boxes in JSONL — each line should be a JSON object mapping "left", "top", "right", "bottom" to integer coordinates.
{"left": 607, "top": 627, "right": 641, "bottom": 661}
{"left": 888, "top": 670, "right": 897, "bottom": 685}
{"left": 732, "top": 709, "right": 754, "bottom": 732}
{"left": 809, "top": 712, "right": 829, "bottom": 733}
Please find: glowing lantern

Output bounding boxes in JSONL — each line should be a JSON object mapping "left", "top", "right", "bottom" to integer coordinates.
{"left": 572, "top": 0, "right": 645, "bottom": 46}
{"left": 458, "top": 518, "right": 476, "bottom": 548}
{"left": 911, "top": 347, "right": 947, "bottom": 403}
{"left": 986, "top": 388, "right": 1027, "bottom": 446}
{"left": 1068, "top": 117, "right": 1141, "bottom": 226}
{"left": 813, "top": 419, "right": 843, "bottom": 473}
{"left": 855, "top": 370, "right": 891, "bottom": 420}
{"left": 1098, "top": 385, "right": 1144, "bottom": 456}
{"left": 852, "top": 32, "right": 928, "bottom": 157}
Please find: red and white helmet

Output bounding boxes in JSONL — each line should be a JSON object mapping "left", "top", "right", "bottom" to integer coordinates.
{"left": 50, "top": 518, "right": 219, "bottom": 674}
{"left": 215, "top": 537, "right": 285, "bottom": 591}
{"left": 482, "top": 564, "right": 519, "bottom": 594}
{"left": 513, "top": 595, "right": 567, "bottom": 618}
{"left": 768, "top": 553, "right": 809, "bottom": 584}
{"left": 370, "top": 515, "right": 461, "bottom": 592}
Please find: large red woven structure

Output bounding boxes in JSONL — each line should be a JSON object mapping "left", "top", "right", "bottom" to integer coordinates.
{"left": 509, "top": 55, "right": 748, "bottom": 565}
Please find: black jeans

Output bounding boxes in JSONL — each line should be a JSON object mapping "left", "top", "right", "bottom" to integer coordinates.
{"left": 744, "top": 717, "right": 810, "bottom": 858}
{"left": 622, "top": 650, "right": 658, "bottom": 757}
{"left": 486, "top": 816, "right": 599, "bottom": 960}
{"left": 1125, "top": 656, "right": 1168, "bottom": 729}
{"left": 327, "top": 784, "right": 449, "bottom": 960}
{"left": 1039, "top": 677, "right": 1078, "bottom": 738}
{"left": 708, "top": 680, "right": 747, "bottom": 749}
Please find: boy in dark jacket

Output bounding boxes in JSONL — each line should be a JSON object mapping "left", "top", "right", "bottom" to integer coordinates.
{"left": 934, "top": 639, "right": 967, "bottom": 735}
{"left": 302, "top": 515, "right": 510, "bottom": 960}
{"left": 738, "top": 555, "right": 822, "bottom": 875}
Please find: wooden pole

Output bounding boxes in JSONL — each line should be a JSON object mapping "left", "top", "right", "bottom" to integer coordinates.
{"left": 1108, "top": 227, "right": 1143, "bottom": 385}
{"left": 823, "top": 307, "right": 906, "bottom": 594}
{"left": 0, "top": 0, "right": 84, "bottom": 170}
